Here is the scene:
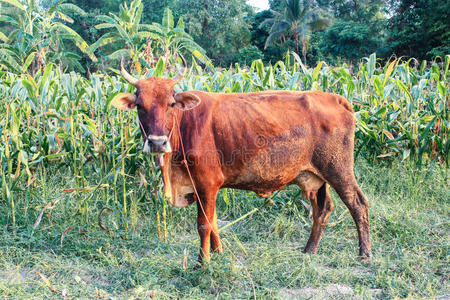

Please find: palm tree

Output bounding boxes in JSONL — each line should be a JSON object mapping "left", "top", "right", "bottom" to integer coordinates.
{"left": 0, "top": 0, "right": 95, "bottom": 73}
{"left": 90, "top": 0, "right": 210, "bottom": 73}
{"left": 261, "top": 0, "right": 330, "bottom": 64}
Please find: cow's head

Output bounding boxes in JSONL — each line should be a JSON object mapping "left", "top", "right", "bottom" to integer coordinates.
{"left": 111, "top": 59, "right": 201, "bottom": 154}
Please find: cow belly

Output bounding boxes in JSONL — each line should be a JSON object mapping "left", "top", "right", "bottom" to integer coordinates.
{"left": 226, "top": 169, "right": 324, "bottom": 198}
{"left": 224, "top": 142, "right": 324, "bottom": 198}
{"left": 224, "top": 143, "right": 312, "bottom": 196}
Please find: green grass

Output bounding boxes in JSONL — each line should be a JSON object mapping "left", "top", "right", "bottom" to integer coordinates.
{"left": 0, "top": 56, "right": 448, "bottom": 300}
{"left": 0, "top": 161, "right": 448, "bottom": 299}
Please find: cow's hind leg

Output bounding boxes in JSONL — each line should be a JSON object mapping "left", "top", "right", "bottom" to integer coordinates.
{"left": 333, "top": 183, "right": 371, "bottom": 257}
{"left": 303, "top": 183, "right": 334, "bottom": 254}
{"left": 313, "top": 140, "right": 371, "bottom": 257}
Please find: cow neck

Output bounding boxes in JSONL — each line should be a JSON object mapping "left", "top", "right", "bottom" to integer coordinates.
{"left": 158, "top": 110, "right": 181, "bottom": 199}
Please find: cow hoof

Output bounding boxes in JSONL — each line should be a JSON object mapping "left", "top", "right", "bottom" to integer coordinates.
{"left": 212, "top": 245, "right": 223, "bottom": 254}
{"left": 302, "top": 246, "right": 317, "bottom": 254}
{"left": 193, "top": 263, "right": 204, "bottom": 270}
{"left": 302, "top": 241, "right": 319, "bottom": 254}
{"left": 358, "top": 249, "right": 371, "bottom": 259}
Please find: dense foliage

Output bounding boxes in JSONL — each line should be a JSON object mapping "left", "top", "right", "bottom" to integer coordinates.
{"left": 1, "top": 0, "right": 448, "bottom": 71}
{"left": 387, "top": 0, "right": 450, "bottom": 59}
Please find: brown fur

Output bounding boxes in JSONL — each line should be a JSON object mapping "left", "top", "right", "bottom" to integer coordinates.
{"left": 119, "top": 78, "right": 371, "bottom": 263}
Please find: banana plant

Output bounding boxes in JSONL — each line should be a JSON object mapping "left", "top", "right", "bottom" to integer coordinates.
{"left": 0, "top": 0, "right": 95, "bottom": 74}
{"left": 89, "top": 0, "right": 150, "bottom": 70}
{"left": 141, "top": 8, "right": 212, "bottom": 69}
{"left": 91, "top": 2, "right": 211, "bottom": 73}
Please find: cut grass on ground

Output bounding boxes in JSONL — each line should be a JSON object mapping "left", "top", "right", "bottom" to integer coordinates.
{"left": 0, "top": 161, "right": 449, "bottom": 299}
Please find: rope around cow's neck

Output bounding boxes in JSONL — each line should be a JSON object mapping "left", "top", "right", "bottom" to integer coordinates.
{"left": 138, "top": 116, "right": 176, "bottom": 142}
{"left": 138, "top": 118, "right": 148, "bottom": 140}
{"left": 139, "top": 115, "right": 176, "bottom": 167}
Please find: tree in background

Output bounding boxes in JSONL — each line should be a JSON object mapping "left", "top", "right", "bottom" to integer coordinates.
{"left": 320, "top": 21, "right": 380, "bottom": 63}
{"left": 260, "top": 0, "right": 330, "bottom": 64}
{"left": 250, "top": 9, "right": 288, "bottom": 63}
{"left": 318, "top": 0, "right": 386, "bottom": 24}
{"left": 174, "top": 0, "right": 254, "bottom": 66}
{"left": 1, "top": 0, "right": 448, "bottom": 73}
{"left": 66, "top": 0, "right": 122, "bottom": 12}
{"left": 142, "top": 0, "right": 176, "bottom": 24}
{"left": 318, "top": 0, "right": 386, "bottom": 63}
{"left": 268, "top": 0, "right": 285, "bottom": 12}
{"left": 236, "top": 46, "right": 263, "bottom": 66}
{"left": 387, "top": 0, "right": 450, "bottom": 59}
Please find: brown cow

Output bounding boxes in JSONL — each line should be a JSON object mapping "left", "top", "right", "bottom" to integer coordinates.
{"left": 111, "top": 61, "right": 371, "bottom": 263}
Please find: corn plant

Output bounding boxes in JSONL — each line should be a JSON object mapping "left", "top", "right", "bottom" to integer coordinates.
{"left": 0, "top": 53, "right": 448, "bottom": 233}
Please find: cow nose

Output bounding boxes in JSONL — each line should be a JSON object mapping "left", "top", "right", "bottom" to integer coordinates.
{"left": 148, "top": 135, "right": 167, "bottom": 146}
{"left": 143, "top": 135, "right": 172, "bottom": 153}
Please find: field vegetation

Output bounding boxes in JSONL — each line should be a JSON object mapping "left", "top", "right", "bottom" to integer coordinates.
{"left": 0, "top": 0, "right": 449, "bottom": 299}
{"left": 0, "top": 52, "right": 448, "bottom": 298}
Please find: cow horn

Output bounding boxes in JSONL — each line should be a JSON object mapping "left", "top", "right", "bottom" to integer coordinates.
{"left": 120, "top": 57, "right": 138, "bottom": 86}
{"left": 172, "top": 55, "right": 187, "bottom": 84}
{"left": 172, "top": 69, "right": 186, "bottom": 84}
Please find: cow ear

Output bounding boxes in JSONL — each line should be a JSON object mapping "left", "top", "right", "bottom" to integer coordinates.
{"left": 174, "top": 92, "right": 201, "bottom": 110}
{"left": 111, "top": 93, "right": 136, "bottom": 110}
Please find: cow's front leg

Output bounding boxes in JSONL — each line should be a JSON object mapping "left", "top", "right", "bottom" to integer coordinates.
{"left": 196, "top": 188, "right": 220, "bottom": 263}
{"left": 210, "top": 209, "right": 222, "bottom": 253}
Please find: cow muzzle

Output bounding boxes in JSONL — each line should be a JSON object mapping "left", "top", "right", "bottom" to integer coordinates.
{"left": 143, "top": 135, "right": 172, "bottom": 154}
